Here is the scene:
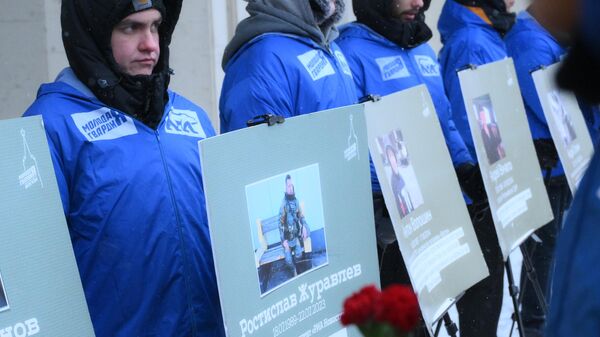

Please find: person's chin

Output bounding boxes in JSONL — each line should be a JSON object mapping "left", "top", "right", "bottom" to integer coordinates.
{"left": 128, "top": 66, "right": 154, "bottom": 76}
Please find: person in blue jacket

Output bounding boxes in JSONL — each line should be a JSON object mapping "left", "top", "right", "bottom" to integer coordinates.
{"left": 438, "top": 0, "right": 515, "bottom": 160}
{"left": 505, "top": 0, "right": 600, "bottom": 334}
{"left": 219, "top": 0, "right": 357, "bottom": 133}
{"left": 438, "top": 0, "right": 516, "bottom": 335}
{"left": 336, "top": 0, "right": 484, "bottom": 289}
{"left": 22, "top": 1, "right": 224, "bottom": 336}
{"left": 545, "top": 152, "right": 600, "bottom": 337}
{"left": 546, "top": 0, "right": 600, "bottom": 335}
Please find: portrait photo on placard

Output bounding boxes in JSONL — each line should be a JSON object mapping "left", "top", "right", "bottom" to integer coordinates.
{"left": 245, "top": 164, "right": 328, "bottom": 297}
{"left": 0, "top": 271, "right": 9, "bottom": 313}
{"left": 472, "top": 94, "right": 507, "bottom": 165}
{"left": 548, "top": 90, "right": 577, "bottom": 147}
{"left": 376, "top": 129, "right": 424, "bottom": 219}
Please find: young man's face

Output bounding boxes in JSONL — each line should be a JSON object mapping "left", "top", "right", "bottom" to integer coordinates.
{"left": 325, "top": 0, "right": 336, "bottom": 16}
{"left": 312, "top": 0, "right": 337, "bottom": 24}
{"left": 111, "top": 9, "right": 162, "bottom": 76}
{"left": 504, "top": 0, "right": 515, "bottom": 11}
{"left": 390, "top": 0, "right": 424, "bottom": 23}
{"left": 286, "top": 179, "right": 295, "bottom": 195}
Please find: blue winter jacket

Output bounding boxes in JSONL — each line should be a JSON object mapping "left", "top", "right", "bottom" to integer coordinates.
{"left": 337, "top": 22, "right": 474, "bottom": 192}
{"left": 438, "top": 0, "right": 509, "bottom": 161}
{"left": 23, "top": 68, "right": 225, "bottom": 337}
{"left": 505, "top": 11, "right": 600, "bottom": 177}
{"left": 219, "top": 33, "right": 357, "bottom": 132}
{"left": 546, "top": 146, "right": 600, "bottom": 337}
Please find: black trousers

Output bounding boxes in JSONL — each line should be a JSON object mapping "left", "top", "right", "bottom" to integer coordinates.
{"left": 456, "top": 202, "right": 505, "bottom": 337}
{"left": 374, "top": 192, "right": 428, "bottom": 337}
{"left": 520, "top": 175, "right": 571, "bottom": 337}
{"left": 378, "top": 242, "right": 430, "bottom": 337}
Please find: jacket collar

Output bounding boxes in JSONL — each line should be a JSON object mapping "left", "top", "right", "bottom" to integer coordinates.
{"left": 438, "top": 0, "right": 500, "bottom": 44}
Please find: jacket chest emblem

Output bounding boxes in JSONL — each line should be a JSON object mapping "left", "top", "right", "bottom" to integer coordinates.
{"left": 297, "top": 50, "right": 336, "bottom": 81}
{"left": 71, "top": 108, "right": 138, "bottom": 141}
{"left": 376, "top": 56, "right": 410, "bottom": 81}
{"left": 414, "top": 55, "right": 440, "bottom": 77}
{"left": 165, "top": 109, "right": 207, "bottom": 138}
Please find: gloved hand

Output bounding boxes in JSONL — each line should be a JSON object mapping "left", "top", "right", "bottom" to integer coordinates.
{"left": 456, "top": 162, "right": 488, "bottom": 204}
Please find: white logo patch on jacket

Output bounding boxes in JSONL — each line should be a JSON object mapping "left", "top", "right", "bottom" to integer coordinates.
{"left": 376, "top": 56, "right": 410, "bottom": 81}
{"left": 165, "top": 109, "right": 207, "bottom": 138}
{"left": 72, "top": 108, "right": 138, "bottom": 141}
{"left": 335, "top": 50, "right": 353, "bottom": 78}
{"left": 297, "top": 50, "right": 336, "bottom": 81}
{"left": 414, "top": 55, "right": 440, "bottom": 77}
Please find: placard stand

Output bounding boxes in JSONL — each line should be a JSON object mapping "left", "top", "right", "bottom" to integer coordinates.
{"left": 433, "top": 311, "right": 459, "bottom": 337}
{"left": 506, "top": 257, "right": 527, "bottom": 337}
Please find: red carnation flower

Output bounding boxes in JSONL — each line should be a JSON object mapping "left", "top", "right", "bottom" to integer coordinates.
{"left": 375, "top": 285, "right": 420, "bottom": 332}
{"left": 341, "top": 284, "right": 420, "bottom": 337}
{"left": 341, "top": 285, "right": 381, "bottom": 326}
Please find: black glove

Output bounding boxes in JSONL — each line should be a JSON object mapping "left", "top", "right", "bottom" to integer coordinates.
{"left": 456, "top": 162, "right": 488, "bottom": 203}
{"left": 533, "top": 139, "right": 559, "bottom": 172}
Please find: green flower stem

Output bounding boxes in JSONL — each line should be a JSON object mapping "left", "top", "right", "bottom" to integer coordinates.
{"left": 358, "top": 322, "right": 411, "bottom": 337}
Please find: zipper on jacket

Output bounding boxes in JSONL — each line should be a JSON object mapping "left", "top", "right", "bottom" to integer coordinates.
{"left": 155, "top": 130, "right": 199, "bottom": 336}
{"left": 325, "top": 45, "right": 357, "bottom": 103}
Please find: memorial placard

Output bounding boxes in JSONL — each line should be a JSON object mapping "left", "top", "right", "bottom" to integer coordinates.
{"left": 458, "top": 59, "right": 554, "bottom": 258}
{"left": 532, "top": 62, "right": 595, "bottom": 193}
{"left": 364, "top": 86, "right": 488, "bottom": 331}
{"left": 199, "top": 105, "right": 379, "bottom": 337}
{"left": 0, "top": 116, "right": 95, "bottom": 336}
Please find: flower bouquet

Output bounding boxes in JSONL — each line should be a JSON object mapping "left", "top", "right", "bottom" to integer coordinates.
{"left": 341, "top": 284, "right": 420, "bottom": 337}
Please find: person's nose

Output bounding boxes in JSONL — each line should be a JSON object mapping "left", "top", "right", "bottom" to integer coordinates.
{"left": 139, "top": 29, "right": 159, "bottom": 53}
{"left": 413, "top": 0, "right": 424, "bottom": 10}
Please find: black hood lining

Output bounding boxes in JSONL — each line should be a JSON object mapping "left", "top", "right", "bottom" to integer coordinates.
{"left": 61, "top": 0, "right": 182, "bottom": 129}
{"left": 352, "top": 0, "right": 433, "bottom": 48}
{"left": 453, "top": 0, "right": 516, "bottom": 35}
